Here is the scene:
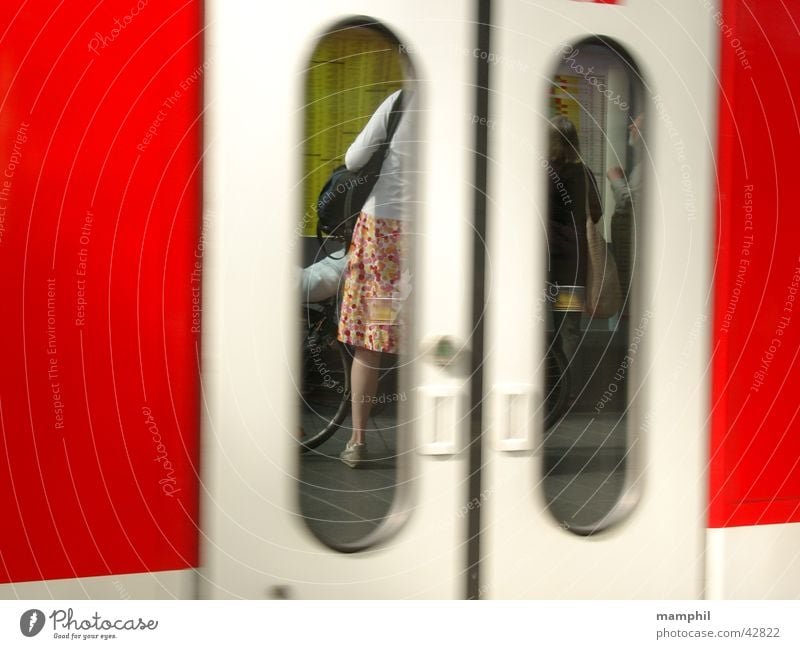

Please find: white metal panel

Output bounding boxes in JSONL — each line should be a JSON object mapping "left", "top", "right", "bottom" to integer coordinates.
{"left": 482, "top": 0, "right": 716, "bottom": 597}
{"left": 201, "top": 2, "right": 476, "bottom": 598}
{"left": 706, "top": 525, "right": 800, "bottom": 599}
{"left": 0, "top": 571, "right": 195, "bottom": 599}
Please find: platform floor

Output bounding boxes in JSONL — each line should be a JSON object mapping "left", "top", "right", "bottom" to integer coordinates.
{"left": 299, "top": 409, "right": 629, "bottom": 545}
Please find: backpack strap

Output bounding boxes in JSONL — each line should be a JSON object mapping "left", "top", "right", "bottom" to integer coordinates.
{"left": 316, "top": 91, "right": 406, "bottom": 253}
{"left": 376, "top": 90, "right": 405, "bottom": 162}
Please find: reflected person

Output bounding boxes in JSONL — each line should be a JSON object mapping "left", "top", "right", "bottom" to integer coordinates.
{"left": 547, "top": 116, "right": 602, "bottom": 369}
{"left": 607, "top": 113, "right": 643, "bottom": 311}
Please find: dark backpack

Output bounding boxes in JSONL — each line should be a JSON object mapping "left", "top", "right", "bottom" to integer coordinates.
{"left": 316, "top": 91, "right": 405, "bottom": 248}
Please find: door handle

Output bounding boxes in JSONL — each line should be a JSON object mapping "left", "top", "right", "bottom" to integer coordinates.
{"left": 493, "top": 384, "right": 539, "bottom": 452}
{"left": 418, "top": 384, "right": 461, "bottom": 455}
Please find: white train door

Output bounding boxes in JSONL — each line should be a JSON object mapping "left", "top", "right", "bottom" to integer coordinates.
{"left": 481, "top": 0, "right": 715, "bottom": 597}
{"left": 202, "top": 2, "right": 478, "bottom": 597}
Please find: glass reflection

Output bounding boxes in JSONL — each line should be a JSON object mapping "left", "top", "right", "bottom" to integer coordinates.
{"left": 297, "top": 24, "right": 412, "bottom": 547}
{"left": 543, "top": 41, "right": 645, "bottom": 532}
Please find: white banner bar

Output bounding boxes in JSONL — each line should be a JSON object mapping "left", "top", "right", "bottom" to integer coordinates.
{"left": 1, "top": 601, "right": 798, "bottom": 648}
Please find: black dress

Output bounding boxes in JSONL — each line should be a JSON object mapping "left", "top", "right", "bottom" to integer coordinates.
{"left": 547, "top": 161, "right": 603, "bottom": 287}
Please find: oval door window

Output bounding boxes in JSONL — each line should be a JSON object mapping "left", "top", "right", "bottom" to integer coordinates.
{"left": 542, "top": 38, "right": 646, "bottom": 533}
{"left": 297, "top": 20, "right": 416, "bottom": 549}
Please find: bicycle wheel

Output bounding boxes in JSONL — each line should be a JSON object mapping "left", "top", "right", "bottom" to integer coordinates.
{"left": 544, "top": 345, "right": 570, "bottom": 430}
{"left": 299, "top": 333, "right": 351, "bottom": 451}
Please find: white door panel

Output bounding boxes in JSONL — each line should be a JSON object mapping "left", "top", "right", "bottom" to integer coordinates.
{"left": 202, "top": 2, "right": 476, "bottom": 598}
{"left": 482, "top": 0, "right": 715, "bottom": 598}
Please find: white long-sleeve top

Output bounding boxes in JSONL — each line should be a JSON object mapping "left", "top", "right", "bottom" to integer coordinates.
{"left": 344, "top": 89, "right": 414, "bottom": 221}
{"left": 609, "top": 163, "right": 642, "bottom": 209}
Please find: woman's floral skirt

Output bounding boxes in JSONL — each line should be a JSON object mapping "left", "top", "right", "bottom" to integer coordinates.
{"left": 337, "top": 213, "right": 406, "bottom": 354}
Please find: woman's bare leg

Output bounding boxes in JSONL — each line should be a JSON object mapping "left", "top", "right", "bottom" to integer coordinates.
{"left": 349, "top": 348, "right": 381, "bottom": 445}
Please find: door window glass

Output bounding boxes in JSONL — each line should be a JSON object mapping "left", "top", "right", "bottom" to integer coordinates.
{"left": 296, "top": 21, "right": 415, "bottom": 550}
{"left": 542, "top": 39, "right": 646, "bottom": 533}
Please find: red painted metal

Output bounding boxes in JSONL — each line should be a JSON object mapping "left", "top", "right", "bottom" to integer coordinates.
{"left": 0, "top": 0, "right": 202, "bottom": 583}
{"left": 711, "top": 0, "right": 800, "bottom": 527}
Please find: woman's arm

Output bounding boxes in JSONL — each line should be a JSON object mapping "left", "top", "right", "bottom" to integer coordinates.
{"left": 586, "top": 166, "right": 603, "bottom": 223}
{"left": 607, "top": 166, "right": 632, "bottom": 205}
{"left": 344, "top": 90, "right": 400, "bottom": 171}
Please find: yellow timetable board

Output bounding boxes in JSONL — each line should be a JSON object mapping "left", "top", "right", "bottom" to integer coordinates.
{"left": 302, "top": 28, "right": 405, "bottom": 236}
{"left": 550, "top": 73, "right": 607, "bottom": 202}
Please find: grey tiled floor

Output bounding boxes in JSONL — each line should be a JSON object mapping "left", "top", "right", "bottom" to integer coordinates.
{"left": 543, "top": 412, "right": 628, "bottom": 530}
{"left": 299, "top": 408, "right": 629, "bottom": 545}
{"left": 299, "top": 410, "right": 399, "bottom": 546}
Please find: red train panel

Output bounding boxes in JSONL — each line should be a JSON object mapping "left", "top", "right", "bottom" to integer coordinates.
{"left": 711, "top": 0, "right": 800, "bottom": 527}
{"left": 0, "top": 0, "right": 202, "bottom": 583}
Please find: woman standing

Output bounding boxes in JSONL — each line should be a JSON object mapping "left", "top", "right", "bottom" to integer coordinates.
{"left": 547, "top": 116, "right": 603, "bottom": 365}
{"left": 337, "top": 89, "right": 413, "bottom": 468}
